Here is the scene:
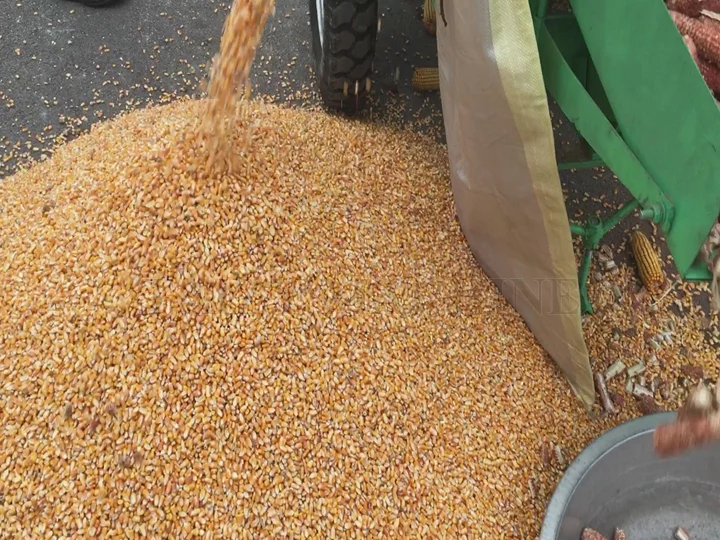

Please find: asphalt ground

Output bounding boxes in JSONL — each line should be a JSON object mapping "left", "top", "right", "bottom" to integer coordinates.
{"left": 0, "top": 0, "right": 632, "bottom": 238}
{"left": 0, "top": 0, "right": 443, "bottom": 177}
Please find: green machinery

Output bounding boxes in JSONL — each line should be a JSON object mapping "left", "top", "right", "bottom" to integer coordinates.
{"left": 309, "top": 0, "right": 720, "bottom": 314}
{"left": 531, "top": 0, "right": 720, "bottom": 313}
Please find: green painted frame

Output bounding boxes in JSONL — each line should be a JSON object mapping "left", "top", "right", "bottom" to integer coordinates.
{"left": 529, "top": 0, "right": 720, "bottom": 313}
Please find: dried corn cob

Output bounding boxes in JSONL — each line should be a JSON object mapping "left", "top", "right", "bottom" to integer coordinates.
{"left": 699, "top": 222, "right": 720, "bottom": 312}
{"left": 699, "top": 57, "right": 720, "bottom": 91}
{"left": 702, "top": 15, "right": 720, "bottom": 38}
{"left": 704, "top": 0, "right": 720, "bottom": 12}
{"left": 423, "top": 0, "right": 436, "bottom": 35}
{"left": 654, "top": 383, "right": 720, "bottom": 457}
{"left": 668, "top": 0, "right": 704, "bottom": 17}
{"left": 684, "top": 34, "right": 700, "bottom": 62}
{"left": 412, "top": 67, "right": 440, "bottom": 91}
{"left": 629, "top": 230, "right": 665, "bottom": 293}
{"left": 594, "top": 372, "right": 615, "bottom": 414}
{"left": 670, "top": 10, "right": 720, "bottom": 65}
{"left": 581, "top": 529, "right": 608, "bottom": 540}
{"left": 683, "top": 35, "right": 720, "bottom": 91}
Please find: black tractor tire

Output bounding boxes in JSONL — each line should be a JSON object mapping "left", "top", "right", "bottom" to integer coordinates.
{"left": 310, "top": 0, "right": 379, "bottom": 113}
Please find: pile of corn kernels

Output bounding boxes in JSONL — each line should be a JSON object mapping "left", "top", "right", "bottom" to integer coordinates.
{"left": 0, "top": 97, "right": 613, "bottom": 536}
{"left": 1, "top": 0, "right": 718, "bottom": 534}
{"left": 0, "top": 95, "right": 716, "bottom": 537}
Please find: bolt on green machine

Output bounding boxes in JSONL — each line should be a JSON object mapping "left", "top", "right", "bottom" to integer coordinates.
{"left": 531, "top": 0, "right": 720, "bottom": 313}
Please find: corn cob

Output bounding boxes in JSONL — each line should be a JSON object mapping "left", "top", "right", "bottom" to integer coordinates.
{"left": 670, "top": 10, "right": 720, "bottom": 65}
{"left": 683, "top": 35, "right": 720, "bottom": 91}
{"left": 412, "top": 67, "right": 440, "bottom": 91}
{"left": 684, "top": 34, "right": 700, "bottom": 61}
{"left": 668, "top": 0, "right": 703, "bottom": 17}
{"left": 581, "top": 529, "right": 607, "bottom": 540}
{"left": 703, "top": 0, "right": 720, "bottom": 12}
{"left": 701, "top": 13, "right": 720, "bottom": 33}
{"left": 630, "top": 230, "right": 665, "bottom": 293}
{"left": 423, "top": 0, "right": 436, "bottom": 35}
{"left": 699, "top": 57, "right": 720, "bottom": 91}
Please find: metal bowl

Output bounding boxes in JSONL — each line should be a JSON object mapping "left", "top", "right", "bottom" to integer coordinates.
{"left": 540, "top": 412, "right": 720, "bottom": 540}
